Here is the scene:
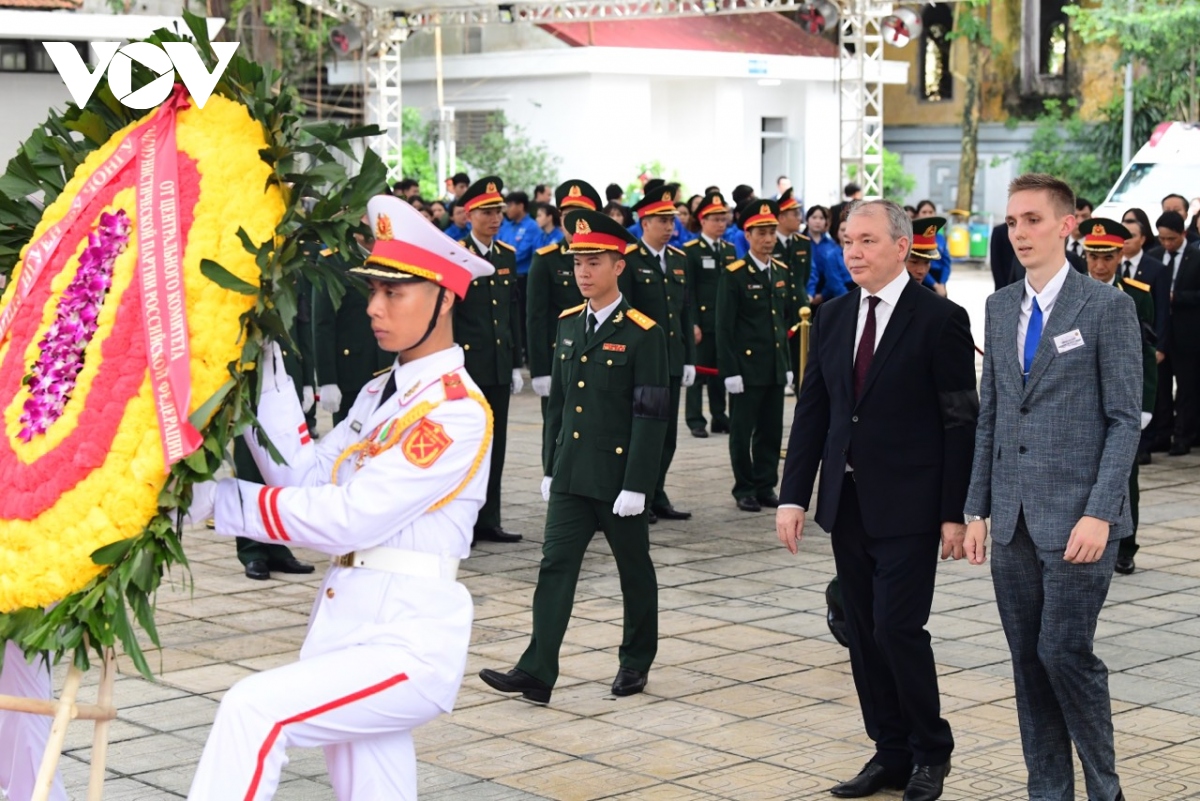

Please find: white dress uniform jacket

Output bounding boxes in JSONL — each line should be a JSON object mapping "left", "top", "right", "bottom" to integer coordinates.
{"left": 188, "top": 344, "right": 491, "bottom": 801}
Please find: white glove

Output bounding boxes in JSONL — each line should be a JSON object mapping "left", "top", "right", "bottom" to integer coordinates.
{"left": 302, "top": 385, "right": 315, "bottom": 413}
{"left": 184, "top": 481, "right": 218, "bottom": 527}
{"left": 532, "top": 375, "right": 552, "bottom": 397}
{"left": 541, "top": 476, "right": 552, "bottom": 502}
{"left": 786, "top": 371, "right": 794, "bottom": 386}
{"left": 725, "top": 375, "right": 745, "bottom": 394}
{"left": 260, "top": 340, "right": 287, "bottom": 390}
{"left": 681, "top": 365, "right": 696, "bottom": 388}
{"left": 511, "top": 368, "right": 525, "bottom": 395}
{"left": 1141, "top": 411, "right": 1153, "bottom": 430}
{"left": 318, "top": 384, "right": 342, "bottom": 414}
{"left": 612, "top": 490, "right": 646, "bottom": 517}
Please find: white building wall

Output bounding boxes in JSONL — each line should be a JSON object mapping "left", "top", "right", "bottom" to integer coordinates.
{"left": 1, "top": 74, "right": 73, "bottom": 171}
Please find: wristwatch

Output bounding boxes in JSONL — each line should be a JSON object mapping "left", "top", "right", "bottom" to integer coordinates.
{"left": 964, "top": 514, "right": 984, "bottom": 525}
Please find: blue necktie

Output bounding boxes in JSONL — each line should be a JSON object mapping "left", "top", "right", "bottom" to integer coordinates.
{"left": 1023, "top": 297, "right": 1043, "bottom": 384}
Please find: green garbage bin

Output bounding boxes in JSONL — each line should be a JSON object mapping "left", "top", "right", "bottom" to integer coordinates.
{"left": 969, "top": 223, "right": 989, "bottom": 259}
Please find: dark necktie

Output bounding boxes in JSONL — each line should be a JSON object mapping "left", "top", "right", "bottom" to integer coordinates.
{"left": 1123, "top": 260, "right": 1133, "bottom": 280}
{"left": 585, "top": 312, "right": 597, "bottom": 345}
{"left": 854, "top": 296, "right": 881, "bottom": 400}
{"left": 377, "top": 372, "right": 397, "bottom": 408}
{"left": 1168, "top": 251, "right": 1178, "bottom": 281}
{"left": 1070, "top": 241, "right": 1079, "bottom": 257}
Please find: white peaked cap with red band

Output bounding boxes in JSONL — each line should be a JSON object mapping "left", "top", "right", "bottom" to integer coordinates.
{"left": 350, "top": 194, "right": 494, "bottom": 299}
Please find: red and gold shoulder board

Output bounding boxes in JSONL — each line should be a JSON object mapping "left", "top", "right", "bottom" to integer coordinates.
{"left": 1123, "top": 277, "right": 1151, "bottom": 293}
{"left": 442, "top": 372, "right": 467, "bottom": 401}
{"left": 403, "top": 418, "right": 454, "bottom": 468}
{"left": 627, "top": 309, "right": 656, "bottom": 330}
{"left": 536, "top": 242, "right": 559, "bottom": 256}
{"left": 625, "top": 242, "right": 640, "bottom": 255}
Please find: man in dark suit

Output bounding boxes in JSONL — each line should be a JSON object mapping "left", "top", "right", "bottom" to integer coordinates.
{"left": 1164, "top": 213, "right": 1200, "bottom": 455}
{"left": 1148, "top": 211, "right": 1200, "bottom": 455}
{"left": 965, "top": 174, "right": 1140, "bottom": 801}
{"left": 776, "top": 200, "right": 978, "bottom": 801}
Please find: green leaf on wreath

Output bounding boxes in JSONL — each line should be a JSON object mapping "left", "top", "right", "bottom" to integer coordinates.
{"left": 201, "top": 258, "right": 258, "bottom": 295}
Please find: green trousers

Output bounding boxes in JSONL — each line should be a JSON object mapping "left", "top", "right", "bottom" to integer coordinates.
{"left": 728, "top": 385, "right": 784, "bottom": 500}
{"left": 233, "top": 437, "right": 299, "bottom": 567}
{"left": 477, "top": 383, "right": 510, "bottom": 530}
{"left": 1120, "top": 460, "right": 1140, "bottom": 559}
{"left": 685, "top": 332, "right": 727, "bottom": 431}
{"left": 652, "top": 380, "right": 681, "bottom": 509}
{"left": 516, "top": 492, "right": 658, "bottom": 687}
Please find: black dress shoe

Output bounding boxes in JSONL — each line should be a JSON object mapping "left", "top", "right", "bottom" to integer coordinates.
{"left": 1138, "top": 450, "right": 1152, "bottom": 466}
{"left": 473, "top": 526, "right": 523, "bottom": 543}
{"left": 1115, "top": 555, "right": 1135, "bottom": 575}
{"left": 243, "top": 560, "right": 270, "bottom": 581}
{"left": 478, "top": 667, "right": 551, "bottom": 703}
{"left": 736, "top": 497, "right": 762, "bottom": 512}
{"left": 648, "top": 510, "right": 658, "bottom": 524}
{"left": 757, "top": 493, "right": 781, "bottom": 508}
{"left": 830, "top": 762, "right": 908, "bottom": 798}
{"left": 1169, "top": 441, "right": 1191, "bottom": 456}
{"left": 711, "top": 420, "right": 730, "bottom": 434}
{"left": 690, "top": 427, "right": 709, "bottom": 438}
{"left": 903, "top": 761, "right": 950, "bottom": 801}
{"left": 268, "top": 557, "right": 315, "bottom": 574}
{"left": 611, "top": 667, "right": 648, "bottom": 696}
{"left": 651, "top": 504, "right": 692, "bottom": 520}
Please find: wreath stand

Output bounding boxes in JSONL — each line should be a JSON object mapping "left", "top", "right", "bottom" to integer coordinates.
{"left": 0, "top": 647, "right": 118, "bottom": 801}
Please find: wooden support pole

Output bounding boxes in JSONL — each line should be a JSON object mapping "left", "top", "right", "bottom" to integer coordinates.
{"left": 87, "top": 648, "right": 117, "bottom": 801}
{"left": 31, "top": 665, "right": 81, "bottom": 801}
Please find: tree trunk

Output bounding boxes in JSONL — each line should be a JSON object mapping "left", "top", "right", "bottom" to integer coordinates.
{"left": 955, "top": 5, "right": 984, "bottom": 213}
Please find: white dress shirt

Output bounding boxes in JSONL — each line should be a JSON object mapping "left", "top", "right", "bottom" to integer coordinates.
{"left": 854, "top": 268, "right": 910, "bottom": 354}
{"left": 1067, "top": 237, "right": 1084, "bottom": 259}
{"left": 748, "top": 252, "right": 773, "bottom": 278}
{"left": 644, "top": 241, "right": 667, "bottom": 273}
{"left": 470, "top": 234, "right": 491, "bottom": 257}
{"left": 587, "top": 292, "right": 624, "bottom": 327}
{"left": 1018, "top": 262, "right": 1070, "bottom": 366}
{"left": 1121, "top": 249, "right": 1143, "bottom": 279}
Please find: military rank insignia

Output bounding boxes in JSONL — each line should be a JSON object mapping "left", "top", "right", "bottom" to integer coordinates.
{"left": 403, "top": 418, "right": 454, "bottom": 468}
{"left": 603, "top": 343, "right": 627, "bottom": 352}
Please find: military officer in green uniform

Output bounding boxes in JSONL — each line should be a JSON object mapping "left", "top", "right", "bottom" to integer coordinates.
{"left": 684, "top": 192, "right": 738, "bottom": 437}
{"left": 527, "top": 179, "right": 601, "bottom": 415}
{"left": 718, "top": 200, "right": 792, "bottom": 512}
{"left": 479, "top": 208, "right": 669, "bottom": 704}
{"left": 618, "top": 186, "right": 696, "bottom": 522}
{"left": 457, "top": 176, "right": 524, "bottom": 544}
{"left": 774, "top": 188, "right": 811, "bottom": 392}
{"left": 1083, "top": 218, "right": 1158, "bottom": 575}
{"left": 313, "top": 245, "right": 393, "bottom": 425}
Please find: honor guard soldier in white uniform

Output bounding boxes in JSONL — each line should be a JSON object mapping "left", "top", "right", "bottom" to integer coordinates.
{"left": 185, "top": 196, "right": 495, "bottom": 801}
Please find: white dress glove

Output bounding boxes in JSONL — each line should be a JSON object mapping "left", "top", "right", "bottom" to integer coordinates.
{"left": 681, "top": 365, "right": 696, "bottom": 388}
{"left": 302, "top": 385, "right": 315, "bottom": 413}
{"left": 532, "top": 375, "right": 552, "bottom": 397}
{"left": 541, "top": 476, "right": 553, "bottom": 502}
{"left": 1141, "top": 411, "right": 1153, "bottom": 430}
{"left": 261, "top": 340, "right": 287, "bottom": 389}
{"left": 318, "top": 384, "right": 342, "bottom": 414}
{"left": 786, "top": 371, "right": 794, "bottom": 386}
{"left": 725, "top": 375, "right": 745, "bottom": 394}
{"left": 184, "top": 481, "right": 218, "bottom": 527}
{"left": 511, "top": 368, "right": 525, "bottom": 395}
{"left": 612, "top": 490, "right": 647, "bottom": 517}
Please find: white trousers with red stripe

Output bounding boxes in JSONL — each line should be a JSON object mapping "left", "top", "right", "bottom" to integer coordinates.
{"left": 0, "top": 642, "right": 66, "bottom": 801}
{"left": 187, "top": 645, "right": 442, "bottom": 801}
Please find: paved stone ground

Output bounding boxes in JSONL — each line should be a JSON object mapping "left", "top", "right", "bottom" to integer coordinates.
{"left": 35, "top": 268, "right": 1200, "bottom": 799}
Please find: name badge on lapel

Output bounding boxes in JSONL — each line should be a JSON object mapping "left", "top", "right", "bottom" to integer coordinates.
{"left": 1054, "top": 329, "right": 1085, "bottom": 353}
{"left": 747, "top": 283, "right": 763, "bottom": 290}
{"left": 702, "top": 257, "right": 715, "bottom": 270}
{"left": 562, "top": 338, "right": 574, "bottom": 346}
{"left": 603, "top": 343, "right": 627, "bottom": 352}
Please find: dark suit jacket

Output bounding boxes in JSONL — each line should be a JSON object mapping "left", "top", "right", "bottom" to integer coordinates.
{"left": 1170, "top": 247, "right": 1200, "bottom": 355}
{"left": 779, "top": 278, "right": 979, "bottom": 537}
{"left": 990, "top": 223, "right": 1015, "bottom": 290}
{"left": 1125, "top": 252, "right": 1171, "bottom": 353}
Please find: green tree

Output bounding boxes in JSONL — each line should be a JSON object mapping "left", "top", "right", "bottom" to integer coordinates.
{"left": 1015, "top": 100, "right": 1116, "bottom": 203}
{"left": 949, "top": 0, "right": 995, "bottom": 214}
{"left": 399, "top": 107, "right": 438, "bottom": 198}
{"left": 458, "top": 112, "right": 561, "bottom": 193}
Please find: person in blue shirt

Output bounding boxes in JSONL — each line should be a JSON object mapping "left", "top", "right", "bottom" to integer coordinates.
{"left": 534, "top": 203, "right": 564, "bottom": 250}
{"left": 498, "top": 191, "right": 541, "bottom": 276}
{"left": 804, "top": 205, "right": 854, "bottom": 303}
{"left": 915, "top": 199, "right": 952, "bottom": 295}
{"left": 443, "top": 201, "right": 471, "bottom": 242}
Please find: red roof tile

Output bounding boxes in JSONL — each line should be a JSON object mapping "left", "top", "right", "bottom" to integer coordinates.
{"left": 540, "top": 12, "right": 837, "bottom": 58}
{"left": 0, "top": 0, "right": 81, "bottom": 8}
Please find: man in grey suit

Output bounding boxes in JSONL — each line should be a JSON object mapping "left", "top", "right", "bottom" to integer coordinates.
{"left": 964, "top": 174, "right": 1141, "bottom": 801}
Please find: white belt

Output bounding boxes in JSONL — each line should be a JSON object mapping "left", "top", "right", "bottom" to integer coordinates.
{"left": 331, "top": 547, "right": 460, "bottom": 581}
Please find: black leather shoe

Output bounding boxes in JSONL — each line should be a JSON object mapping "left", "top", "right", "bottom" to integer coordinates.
{"left": 474, "top": 526, "right": 523, "bottom": 543}
{"left": 1169, "top": 441, "right": 1191, "bottom": 456}
{"left": 243, "top": 560, "right": 270, "bottom": 581}
{"left": 711, "top": 420, "right": 730, "bottom": 434}
{"left": 1137, "top": 450, "right": 1152, "bottom": 465}
{"left": 478, "top": 668, "right": 551, "bottom": 703}
{"left": 830, "top": 762, "right": 908, "bottom": 798}
{"left": 1115, "top": 555, "right": 1135, "bottom": 575}
{"left": 268, "top": 557, "right": 315, "bottom": 574}
{"left": 611, "top": 667, "right": 648, "bottom": 696}
{"left": 690, "top": 427, "right": 709, "bottom": 438}
{"left": 647, "top": 510, "right": 658, "bottom": 524}
{"left": 652, "top": 504, "right": 692, "bottom": 520}
{"left": 903, "top": 761, "right": 950, "bottom": 801}
{"left": 757, "top": 493, "right": 781, "bottom": 508}
{"left": 736, "top": 497, "right": 762, "bottom": 513}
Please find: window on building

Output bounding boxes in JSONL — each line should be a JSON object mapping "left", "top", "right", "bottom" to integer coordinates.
{"left": 0, "top": 41, "right": 84, "bottom": 73}
{"left": 1041, "top": 0, "right": 1069, "bottom": 77}
{"left": 1022, "top": 0, "right": 1071, "bottom": 93}
{"left": 920, "top": 4, "right": 954, "bottom": 101}
{"left": 464, "top": 26, "right": 483, "bottom": 55}
{"left": 455, "top": 110, "right": 502, "bottom": 150}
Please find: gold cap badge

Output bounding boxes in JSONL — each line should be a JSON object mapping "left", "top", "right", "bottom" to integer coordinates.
{"left": 760, "top": 203, "right": 770, "bottom": 215}
{"left": 568, "top": 185, "right": 581, "bottom": 197}
{"left": 375, "top": 213, "right": 394, "bottom": 241}
{"left": 1093, "top": 223, "right": 1105, "bottom": 235}
{"left": 575, "top": 217, "right": 592, "bottom": 235}
{"left": 924, "top": 225, "right": 937, "bottom": 236}
{"left": 662, "top": 191, "right": 672, "bottom": 202}
{"left": 486, "top": 181, "right": 497, "bottom": 194}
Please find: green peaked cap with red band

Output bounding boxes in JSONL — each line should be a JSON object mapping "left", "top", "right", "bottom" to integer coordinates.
{"left": 565, "top": 209, "right": 639, "bottom": 255}
{"left": 910, "top": 216, "right": 946, "bottom": 260}
{"left": 1082, "top": 218, "right": 1130, "bottom": 253}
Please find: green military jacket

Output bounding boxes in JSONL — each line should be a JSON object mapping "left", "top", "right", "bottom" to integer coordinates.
{"left": 543, "top": 298, "right": 670, "bottom": 501}
{"left": 618, "top": 241, "right": 695, "bottom": 377}
{"left": 716, "top": 255, "right": 791, "bottom": 386}
{"left": 313, "top": 257, "right": 391, "bottom": 398}
{"left": 456, "top": 237, "right": 523, "bottom": 387}
{"left": 526, "top": 241, "right": 582, "bottom": 379}
{"left": 1117, "top": 276, "right": 1158, "bottom": 414}
{"left": 684, "top": 235, "right": 738, "bottom": 334}
{"left": 773, "top": 232, "right": 812, "bottom": 325}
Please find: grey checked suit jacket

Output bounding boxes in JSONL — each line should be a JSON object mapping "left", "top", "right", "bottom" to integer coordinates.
{"left": 964, "top": 266, "right": 1142, "bottom": 549}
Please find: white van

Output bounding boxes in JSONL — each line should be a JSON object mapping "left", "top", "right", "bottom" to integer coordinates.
{"left": 1094, "top": 122, "right": 1200, "bottom": 224}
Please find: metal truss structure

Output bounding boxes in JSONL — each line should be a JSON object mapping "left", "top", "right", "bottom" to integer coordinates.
{"left": 298, "top": 0, "right": 889, "bottom": 191}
